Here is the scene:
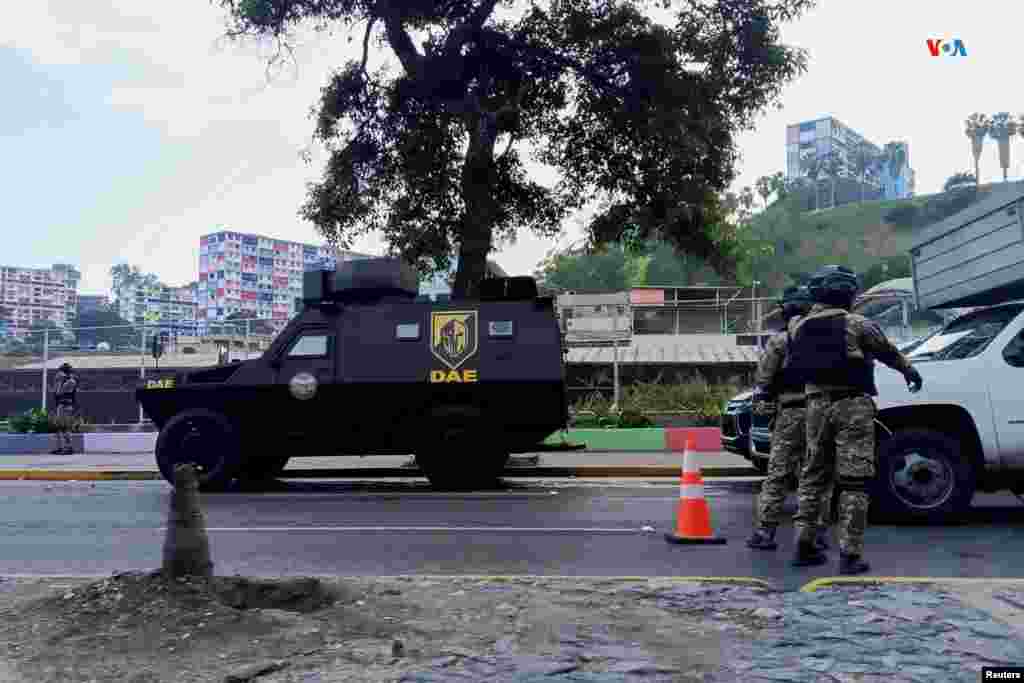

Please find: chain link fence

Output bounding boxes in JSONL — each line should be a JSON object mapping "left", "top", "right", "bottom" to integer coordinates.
{"left": 0, "top": 319, "right": 284, "bottom": 419}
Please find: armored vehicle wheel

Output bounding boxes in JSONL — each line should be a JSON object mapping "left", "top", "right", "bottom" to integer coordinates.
{"left": 417, "top": 448, "right": 509, "bottom": 490}
{"left": 155, "top": 409, "right": 243, "bottom": 492}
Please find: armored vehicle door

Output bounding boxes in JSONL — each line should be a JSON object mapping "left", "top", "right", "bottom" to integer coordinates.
{"left": 271, "top": 324, "right": 338, "bottom": 442}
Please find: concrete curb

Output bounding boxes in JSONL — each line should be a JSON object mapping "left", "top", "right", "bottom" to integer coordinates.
{"left": 0, "top": 466, "right": 761, "bottom": 481}
{"left": 800, "top": 576, "right": 1024, "bottom": 593}
{"left": 543, "top": 427, "right": 723, "bottom": 453}
{"left": 0, "top": 574, "right": 775, "bottom": 588}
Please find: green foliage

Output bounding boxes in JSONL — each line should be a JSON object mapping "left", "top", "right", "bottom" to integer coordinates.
{"left": 8, "top": 409, "right": 56, "bottom": 434}
{"left": 218, "top": 0, "right": 815, "bottom": 297}
{"left": 570, "top": 379, "right": 738, "bottom": 427}
{"left": 882, "top": 204, "right": 919, "bottom": 229}
{"left": 861, "top": 255, "right": 912, "bottom": 291}
{"left": 73, "top": 308, "right": 136, "bottom": 349}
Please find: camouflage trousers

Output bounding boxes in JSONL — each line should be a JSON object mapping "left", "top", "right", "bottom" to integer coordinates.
{"left": 756, "top": 404, "right": 833, "bottom": 531}
{"left": 53, "top": 404, "right": 78, "bottom": 450}
{"left": 795, "top": 394, "right": 876, "bottom": 556}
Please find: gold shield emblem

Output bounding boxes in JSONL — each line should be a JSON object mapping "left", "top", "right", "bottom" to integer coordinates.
{"left": 430, "top": 310, "right": 479, "bottom": 370}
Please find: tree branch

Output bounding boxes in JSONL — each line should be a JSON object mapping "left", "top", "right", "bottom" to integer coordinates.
{"left": 359, "top": 15, "right": 378, "bottom": 80}
{"left": 485, "top": 32, "right": 627, "bottom": 99}
{"left": 442, "top": 0, "right": 502, "bottom": 58}
{"left": 379, "top": 2, "right": 425, "bottom": 76}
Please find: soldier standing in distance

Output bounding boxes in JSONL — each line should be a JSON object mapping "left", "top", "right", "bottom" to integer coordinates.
{"left": 51, "top": 362, "right": 80, "bottom": 455}
{"left": 746, "top": 285, "right": 833, "bottom": 552}
{"left": 786, "top": 266, "right": 922, "bottom": 574}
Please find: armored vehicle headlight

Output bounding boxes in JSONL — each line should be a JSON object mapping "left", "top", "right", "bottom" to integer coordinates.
{"left": 488, "top": 320, "right": 514, "bottom": 338}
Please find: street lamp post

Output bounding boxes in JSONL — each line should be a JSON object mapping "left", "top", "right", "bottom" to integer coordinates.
{"left": 752, "top": 280, "right": 762, "bottom": 332}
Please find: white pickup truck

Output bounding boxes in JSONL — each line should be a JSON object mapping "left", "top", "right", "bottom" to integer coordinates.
{"left": 748, "top": 183, "right": 1024, "bottom": 524}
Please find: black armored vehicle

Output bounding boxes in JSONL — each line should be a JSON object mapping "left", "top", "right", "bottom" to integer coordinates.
{"left": 137, "top": 257, "right": 569, "bottom": 490}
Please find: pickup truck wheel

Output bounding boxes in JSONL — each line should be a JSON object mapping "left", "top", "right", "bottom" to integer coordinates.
{"left": 155, "top": 409, "right": 242, "bottom": 492}
{"left": 870, "top": 429, "right": 975, "bottom": 524}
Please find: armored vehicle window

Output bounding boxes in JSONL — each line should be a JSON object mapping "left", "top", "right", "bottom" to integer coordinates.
{"left": 287, "top": 334, "right": 330, "bottom": 358}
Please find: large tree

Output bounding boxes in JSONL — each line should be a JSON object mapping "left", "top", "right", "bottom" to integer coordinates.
{"left": 220, "top": 0, "right": 813, "bottom": 297}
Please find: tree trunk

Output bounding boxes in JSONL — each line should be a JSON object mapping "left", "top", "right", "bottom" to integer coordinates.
{"left": 162, "top": 463, "right": 213, "bottom": 579}
{"left": 452, "top": 109, "right": 500, "bottom": 299}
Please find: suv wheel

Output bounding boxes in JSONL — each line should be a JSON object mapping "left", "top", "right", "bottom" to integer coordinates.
{"left": 155, "top": 409, "right": 242, "bottom": 492}
{"left": 869, "top": 428, "right": 975, "bottom": 524}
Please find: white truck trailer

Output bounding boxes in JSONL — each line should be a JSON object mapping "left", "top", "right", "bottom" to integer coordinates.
{"left": 870, "top": 183, "right": 1024, "bottom": 523}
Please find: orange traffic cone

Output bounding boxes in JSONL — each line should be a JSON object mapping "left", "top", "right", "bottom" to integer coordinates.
{"left": 665, "top": 435, "right": 726, "bottom": 545}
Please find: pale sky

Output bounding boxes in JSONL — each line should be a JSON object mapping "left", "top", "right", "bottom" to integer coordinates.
{"left": 1, "top": 1, "right": 1020, "bottom": 296}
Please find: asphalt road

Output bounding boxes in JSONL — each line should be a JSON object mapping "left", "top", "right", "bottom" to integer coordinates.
{"left": 1, "top": 478, "right": 1022, "bottom": 592}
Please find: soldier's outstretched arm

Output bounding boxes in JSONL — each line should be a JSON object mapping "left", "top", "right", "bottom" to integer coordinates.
{"left": 855, "top": 317, "right": 922, "bottom": 392}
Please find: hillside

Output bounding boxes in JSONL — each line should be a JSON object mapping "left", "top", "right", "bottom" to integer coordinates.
{"left": 746, "top": 181, "right": 1024, "bottom": 291}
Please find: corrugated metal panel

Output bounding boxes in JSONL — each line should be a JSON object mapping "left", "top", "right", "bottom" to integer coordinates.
{"left": 565, "top": 342, "right": 759, "bottom": 364}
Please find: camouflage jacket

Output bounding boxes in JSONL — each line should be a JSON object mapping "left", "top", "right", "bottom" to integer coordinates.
{"left": 788, "top": 304, "right": 914, "bottom": 395}
{"left": 754, "top": 328, "right": 803, "bottom": 405}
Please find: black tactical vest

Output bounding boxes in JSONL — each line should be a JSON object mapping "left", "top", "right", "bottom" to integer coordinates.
{"left": 55, "top": 375, "right": 78, "bottom": 405}
{"left": 784, "top": 314, "right": 877, "bottom": 396}
{"left": 774, "top": 330, "right": 805, "bottom": 395}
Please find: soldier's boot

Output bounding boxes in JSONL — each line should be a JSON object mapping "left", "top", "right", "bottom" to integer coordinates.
{"left": 745, "top": 527, "right": 778, "bottom": 550}
{"left": 814, "top": 527, "right": 831, "bottom": 551}
{"left": 839, "top": 554, "right": 871, "bottom": 576}
{"left": 791, "top": 530, "right": 828, "bottom": 567}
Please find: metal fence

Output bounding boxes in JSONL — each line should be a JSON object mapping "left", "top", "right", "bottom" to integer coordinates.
{"left": 0, "top": 319, "right": 282, "bottom": 420}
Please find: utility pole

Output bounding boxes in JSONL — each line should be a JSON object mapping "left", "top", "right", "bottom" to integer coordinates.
{"left": 41, "top": 329, "right": 49, "bottom": 412}
{"left": 139, "top": 327, "right": 146, "bottom": 423}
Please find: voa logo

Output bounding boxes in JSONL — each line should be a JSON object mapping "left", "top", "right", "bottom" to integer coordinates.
{"left": 927, "top": 39, "right": 967, "bottom": 57}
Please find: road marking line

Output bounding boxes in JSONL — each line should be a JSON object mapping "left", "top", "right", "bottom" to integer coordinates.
{"left": 202, "top": 526, "right": 646, "bottom": 533}
{"left": 801, "top": 576, "right": 1024, "bottom": 593}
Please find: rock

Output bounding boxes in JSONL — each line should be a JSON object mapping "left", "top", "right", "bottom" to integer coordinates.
{"left": 752, "top": 607, "right": 783, "bottom": 620}
{"left": 392, "top": 639, "right": 405, "bottom": 658}
{"left": 223, "top": 660, "right": 288, "bottom": 682}
{"left": 429, "top": 656, "right": 457, "bottom": 668}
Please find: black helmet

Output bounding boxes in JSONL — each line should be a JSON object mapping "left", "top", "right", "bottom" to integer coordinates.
{"left": 779, "top": 285, "right": 814, "bottom": 320}
{"left": 58, "top": 362, "right": 73, "bottom": 372}
{"left": 807, "top": 265, "right": 859, "bottom": 307}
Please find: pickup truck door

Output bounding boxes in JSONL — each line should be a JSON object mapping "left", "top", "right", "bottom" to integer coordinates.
{"left": 272, "top": 325, "right": 337, "bottom": 443}
{"left": 990, "top": 325, "right": 1024, "bottom": 466}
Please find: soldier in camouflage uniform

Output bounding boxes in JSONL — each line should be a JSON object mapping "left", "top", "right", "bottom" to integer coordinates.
{"left": 746, "top": 286, "right": 833, "bottom": 551}
{"left": 51, "top": 362, "right": 79, "bottom": 455}
{"left": 786, "top": 266, "right": 922, "bottom": 575}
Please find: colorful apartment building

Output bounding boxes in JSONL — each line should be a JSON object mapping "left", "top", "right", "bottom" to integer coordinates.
{"left": 198, "top": 230, "right": 376, "bottom": 331}
{"left": 0, "top": 263, "right": 80, "bottom": 339}
{"left": 115, "top": 282, "right": 199, "bottom": 339}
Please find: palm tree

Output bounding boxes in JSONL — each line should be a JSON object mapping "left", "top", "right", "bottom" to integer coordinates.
{"left": 800, "top": 151, "right": 822, "bottom": 211}
{"left": 989, "top": 112, "right": 1018, "bottom": 182}
{"left": 755, "top": 175, "right": 772, "bottom": 209}
{"left": 965, "top": 113, "right": 990, "bottom": 185}
{"left": 850, "top": 143, "right": 878, "bottom": 203}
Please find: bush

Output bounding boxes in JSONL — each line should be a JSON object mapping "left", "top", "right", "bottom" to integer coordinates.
{"left": 569, "top": 379, "right": 738, "bottom": 427}
{"left": 883, "top": 204, "right": 919, "bottom": 229}
{"left": 7, "top": 408, "right": 87, "bottom": 434}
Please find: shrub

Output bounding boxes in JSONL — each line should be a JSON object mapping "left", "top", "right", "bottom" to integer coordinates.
{"left": 8, "top": 409, "right": 56, "bottom": 434}
{"left": 883, "top": 204, "right": 919, "bottom": 229}
{"left": 7, "top": 408, "right": 87, "bottom": 434}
